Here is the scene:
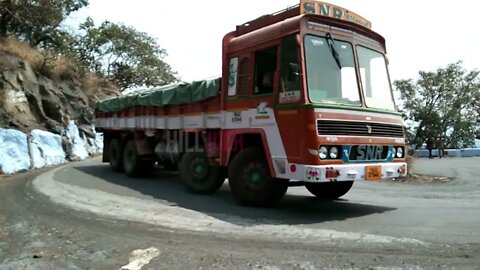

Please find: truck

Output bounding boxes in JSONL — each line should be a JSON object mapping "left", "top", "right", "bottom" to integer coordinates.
{"left": 95, "top": 0, "right": 408, "bottom": 206}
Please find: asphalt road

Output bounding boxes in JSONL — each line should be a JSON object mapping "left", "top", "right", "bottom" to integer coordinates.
{"left": 1, "top": 157, "right": 479, "bottom": 269}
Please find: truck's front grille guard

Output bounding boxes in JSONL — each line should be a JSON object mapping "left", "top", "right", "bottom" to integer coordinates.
{"left": 317, "top": 120, "right": 404, "bottom": 138}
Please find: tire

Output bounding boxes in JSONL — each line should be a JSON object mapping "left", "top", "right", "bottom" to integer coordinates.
{"left": 305, "top": 181, "right": 354, "bottom": 200}
{"left": 178, "top": 151, "right": 225, "bottom": 194}
{"left": 228, "top": 147, "right": 288, "bottom": 207}
{"left": 270, "top": 178, "right": 289, "bottom": 203}
{"left": 123, "top": 140, "right": 152, "bottom": 177}
{"left": 108, "top": 138, "right": 124, "bottom": 172}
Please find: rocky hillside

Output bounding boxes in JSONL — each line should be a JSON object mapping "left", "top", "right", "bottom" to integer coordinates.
{"left": 0, "top": 53, "right": 119, "bottom": 134}
{"left": 0, "top": 41, "right": 120, "bottom": 174}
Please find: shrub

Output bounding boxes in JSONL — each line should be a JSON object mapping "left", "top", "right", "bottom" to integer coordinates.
{"left": 50, "top": 55, "right": 80, "bottom": 81}
{"left": 81, "top": 72, "right": 119, "bottom": 102}
{"left": 0, "top": 37, "right": 43, "bottom": 71}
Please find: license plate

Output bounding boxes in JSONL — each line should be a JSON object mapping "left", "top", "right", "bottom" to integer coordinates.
{"left": 365, "top": 166, "right": 382, "bottom": 181}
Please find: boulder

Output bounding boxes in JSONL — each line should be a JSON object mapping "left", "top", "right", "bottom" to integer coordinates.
{"left": 0, "top": 128, "right": 31, "bottom": 174}
{"left": 62, "top": 120, "right": 89, "bottom": 161}
{"left": 95, "top": 132, "right": 104, "bottom": 151}
{"left": 29, "top": 129, "right": 66, "bottom": 168}
{"left": 78, "top": 124, "right": 96, "bottom": 139}
{"left": 83, "top": 131, "right": 103, "bottom": 155}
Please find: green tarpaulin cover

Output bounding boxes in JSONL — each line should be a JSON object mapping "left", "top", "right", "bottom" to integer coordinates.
{"left": 95, "top": 77, "right": 221, "bottom": 113}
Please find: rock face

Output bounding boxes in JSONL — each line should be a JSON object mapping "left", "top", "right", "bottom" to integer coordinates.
{"left": 0, "top": 52, "right": 113, "bottom": 174}
{"left": 0, "top": 53, "right": 118, "bottom": 134}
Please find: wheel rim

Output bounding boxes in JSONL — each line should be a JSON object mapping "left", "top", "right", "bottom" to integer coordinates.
{"left": 189, "top": 156, "right": 209, "bottom": 182}
{"left": 250, "top": 172, "right": 261, "bottom": 183}
{"left": 242, "top": 161, "right": 268, "bottom": 190}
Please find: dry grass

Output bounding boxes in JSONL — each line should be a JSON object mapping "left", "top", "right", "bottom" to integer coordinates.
{"left": 0, "top": 37, "right": 79, "bottom": 80}
{"left": 81, "top": 72, "right": 106, "bottom": 97}
{"left": 394, "top": 155, "right": 453, "bottom": 184}
{"left": 81, "top": 72, "right": 120, "bottom": 102}
{"left": 0, "top": 36, "right": 119, "bottom": 104}
{"left": 48, "top": 55, "right": 80, "bottom": 81}
{"left": 394, "top": 172, "right": 453, "bottom": 184}
{"left": 0, "top": 37, "right": 43, "bottom": 71}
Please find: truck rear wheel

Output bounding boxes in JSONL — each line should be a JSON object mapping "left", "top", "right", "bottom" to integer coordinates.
{"left": 305, "top": 181, "right": 354, "bottom": 199}
{"left": 228, "top": 147, "right": 287, "bottom": 207}
{"left": 123, "top": 140, "right": 153, "bottom": 177}
{"left": 108, "top": 138, "right": 124, "bottom": 172}
{"left": 178, "top": 152, "right": 225, "bottom": 194}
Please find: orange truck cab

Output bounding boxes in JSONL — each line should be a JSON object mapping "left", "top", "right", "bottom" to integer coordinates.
{"left": 95, "top": 0, "right": 407, "bottom": 206}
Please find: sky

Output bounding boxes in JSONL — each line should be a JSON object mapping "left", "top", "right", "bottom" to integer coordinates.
{"left": 68, "top": 0, "right": 480, "bottom": 84}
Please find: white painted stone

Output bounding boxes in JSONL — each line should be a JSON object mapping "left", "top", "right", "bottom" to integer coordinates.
{"left": 120, "top": 247, "right": 160, "bottom": 270}
{"left": 7, "top": 88, "right": 27, "bottom": 103}
{"left": 29, "top": 129, "right": 66, "bottom": 168}
{"left": 82, "top": 131, "right": 103, "bottom": 155}
{"left": 64, "top": 120, "right": 89, "bottom": 160}
{"left": 95, "top": 132, "right": 104, "bottom": 152}
{"left": 29, "top": 138, "right": 44, "bottom": 168}
{"left": 0, "top": 128, "right": 31, "bottom": 174}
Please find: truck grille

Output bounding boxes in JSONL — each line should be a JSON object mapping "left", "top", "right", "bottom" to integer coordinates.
{"left": 317, "top": 120, "right": 404, "bottom": 138}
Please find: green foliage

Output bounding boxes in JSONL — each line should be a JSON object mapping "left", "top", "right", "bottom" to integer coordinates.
{"left": 0, "top": 1, "right": 178, "bottom": 91}
{"left": 0, "top": 0, "right": 88, "bottom": 48}
{"left": 74, "top": 17, "right": 178, "bottom": 90}
{"left": 394, "top": 62, "right": 480, "bottom": 148}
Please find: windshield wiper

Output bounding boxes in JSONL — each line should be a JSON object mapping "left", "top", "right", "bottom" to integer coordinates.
{"left": 326, "top": 33, "right": 342, "bottom": 69}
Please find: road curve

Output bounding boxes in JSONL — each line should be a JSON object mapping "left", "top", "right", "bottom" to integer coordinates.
{"left": 34, "top": 157, "right": 480, "bottom": 244}
{"left": 0, "top": 157, "right": 479, "bottom": 269}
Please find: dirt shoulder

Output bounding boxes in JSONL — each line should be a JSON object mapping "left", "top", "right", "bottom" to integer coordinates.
{"left": 394, "top": 173, "right": 453, "bottom": 184}
{"left": 390, "top": 156, "right": 479, "bottom": 184}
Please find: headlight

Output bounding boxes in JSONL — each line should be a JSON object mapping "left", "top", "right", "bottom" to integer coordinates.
{"left": 329, "top": 146, "right": 339, "bottom": 159}
{"left": 396, "top": 147, "right": 404, "bottom": 158}
{"left": 319, "top": 146, "right": 328, "bottom": 159}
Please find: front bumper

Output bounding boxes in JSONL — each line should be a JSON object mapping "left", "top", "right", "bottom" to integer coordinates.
{"left": 282, "top": 162, "right": 407, "bottom": 183}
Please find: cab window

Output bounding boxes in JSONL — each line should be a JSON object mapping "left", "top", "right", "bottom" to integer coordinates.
{"left": 280, "top": 35, "right": 300, "bottom": 92}
{"left": 253, "top": 47, "right": 277, "bottom": 95}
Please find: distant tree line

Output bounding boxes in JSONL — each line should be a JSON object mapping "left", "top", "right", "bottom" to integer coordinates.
{"left": 394, "top": 62, "right": 480, "bottom": 149}
{"left": 0, "top": 0, "right": 177, "bottom": 90}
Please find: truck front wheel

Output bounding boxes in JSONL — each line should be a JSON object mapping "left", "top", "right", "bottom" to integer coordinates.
{"left": 228, "top": 147, "right": 288, "bottom": 207}
{"left": 108, "top": 138, "right": 124, "bottom": 172}
{"left": 305, "top": 181, "right": 354, "bottom": 199}
{"left": 178, "top": 152, "right": 225, "bottom": 194}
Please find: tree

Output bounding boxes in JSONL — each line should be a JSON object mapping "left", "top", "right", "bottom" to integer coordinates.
{"left": 394, "top": 62, "right": 480, "bottom": 149}
{"left": 0, "top": 0, "right": 88, "bottom": 49}
{"left": 75, "top": 18, "right": 178, "bottom": 90}
{"left": 1, "top": 2, "right": 177, "bottom": 91}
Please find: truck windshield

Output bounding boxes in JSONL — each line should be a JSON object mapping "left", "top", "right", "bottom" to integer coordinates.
{"left": 357, "top": 45, "right": 395, "bottom": 110}
{"left": 304, "top": 34, "right": 360, "bottom": 106}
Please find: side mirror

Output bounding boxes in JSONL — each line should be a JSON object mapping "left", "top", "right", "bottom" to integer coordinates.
{"left": 288, "top": 63, "right": 300, "bottom": 81}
